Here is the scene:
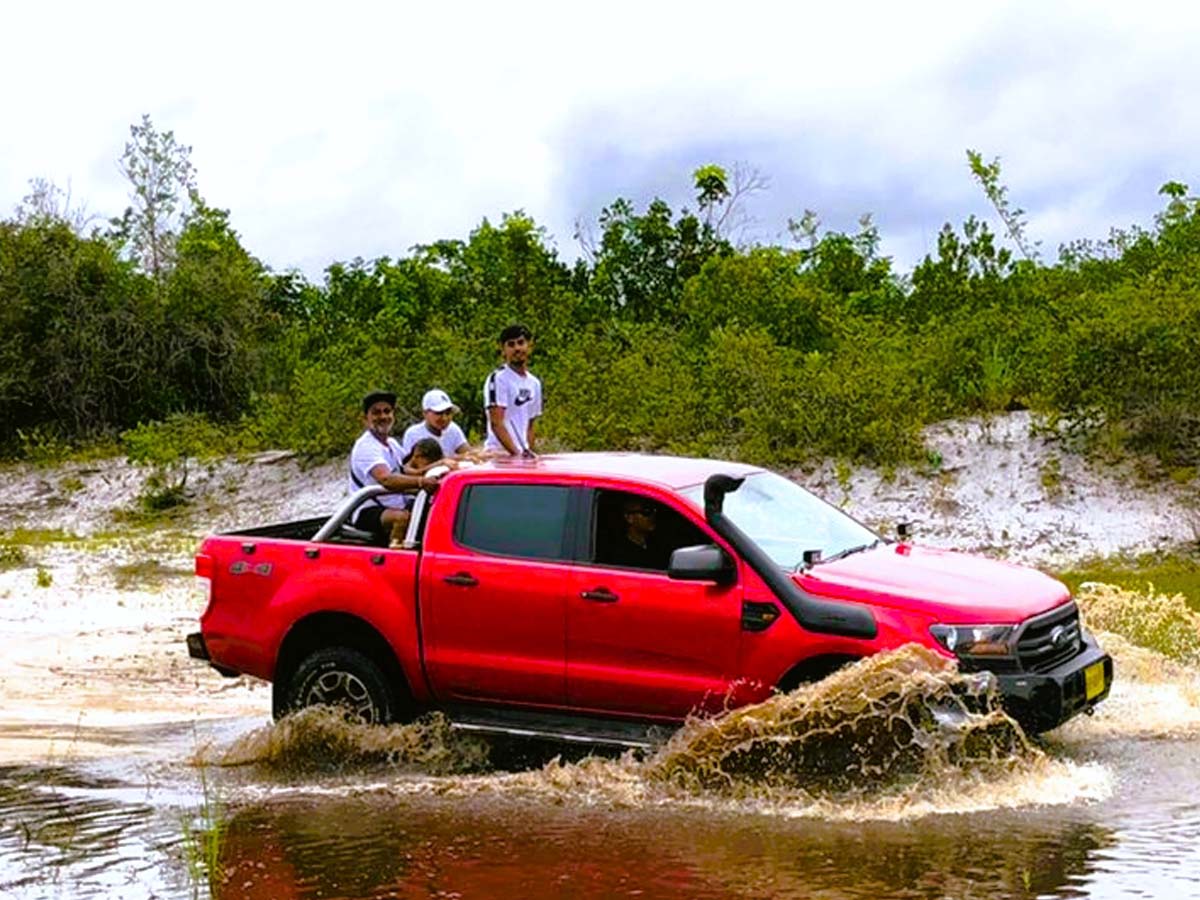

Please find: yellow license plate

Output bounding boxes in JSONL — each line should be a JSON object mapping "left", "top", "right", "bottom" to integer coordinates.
{"left": 1084, "top": 661, "right": 1106, "bottom": 700}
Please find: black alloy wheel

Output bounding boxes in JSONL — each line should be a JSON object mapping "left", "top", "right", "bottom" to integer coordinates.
{"left": 286, "top": 647, "right": 397, "bottom": 725}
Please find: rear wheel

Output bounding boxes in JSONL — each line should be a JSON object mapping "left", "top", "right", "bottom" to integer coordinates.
{"left": 284, "top": 647, "right": 398, "bottom": 725}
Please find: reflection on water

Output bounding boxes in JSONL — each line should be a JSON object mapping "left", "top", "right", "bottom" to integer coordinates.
{"left": 213, "top": 792, "right": 1122, "bottom": 900}
{"left": 0, "top": 766, "right": 184, "bottom": 899}
{"left": 4, "top": 755, "right": 1198, "bottom": 900}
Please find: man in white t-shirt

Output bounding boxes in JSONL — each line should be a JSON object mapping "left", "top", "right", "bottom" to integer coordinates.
{"left": 348, "top": 390, "right": 436, "bottom": 541}
{"left": 400, "top": 388, "right": 470, "bottom": 462}
{"left": 483, "top": 324, "right": 542, "bottom": 456}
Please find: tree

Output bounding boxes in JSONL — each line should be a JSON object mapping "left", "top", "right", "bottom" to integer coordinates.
{"left": 967, "top": 149, "right": 1039, "bottom": 262}
{"left": 680, "top": 247, "right": 836, "bottom": 351}
{"left": 0, "top": 219, "right": 157, "bottom": 444}
{"left": 907, "top": 215, "right": 1014, "bottom": 324}
{"left": 694, "top": 162, "right": 767, "bottom": 242}
{"left": 693, "top": 164, "right": 729, "bottom": 222}
{"left": 587, "top": 196, "right": 732, "bottom": 322}
{"left": 413, "top": 211, "right": 580, "bottom": 345}
{"left": 111, "top": 114, "right": 198, "bottom": 280}
{"left": 13, "top": 178, "right": 97, "bottom": 234}
{"left": 788, "top": 211, "right": 903, "bottom": 318}
{"left": 161, "top": 198, "right": 273, "bottom": 417}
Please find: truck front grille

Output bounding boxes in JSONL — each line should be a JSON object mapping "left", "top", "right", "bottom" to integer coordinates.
{"left": 1016, "top": 602, "right": 1082, "bottom": 673}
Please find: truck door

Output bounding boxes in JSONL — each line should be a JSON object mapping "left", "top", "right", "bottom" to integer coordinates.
{"left": 566, "top": 488, "right": 743, "bottom": 719}
{"left": 421, "top": 482, "right": 578, "bottom": 706}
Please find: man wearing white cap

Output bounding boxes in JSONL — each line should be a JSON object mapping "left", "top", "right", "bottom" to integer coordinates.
{"left": 400, "top": 388, "right": 470, "bottom": 462}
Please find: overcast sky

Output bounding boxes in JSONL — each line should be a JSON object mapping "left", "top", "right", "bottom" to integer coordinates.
{"left": 2, "top": 1, "right": 1195, "bottom": 281}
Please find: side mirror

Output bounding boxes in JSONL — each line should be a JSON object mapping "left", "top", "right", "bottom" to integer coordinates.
{"left": 669, "top": 544, "right": 735, "bottom": 585}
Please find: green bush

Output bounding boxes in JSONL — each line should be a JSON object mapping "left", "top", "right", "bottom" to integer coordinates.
{"left": 123, "top": 412, "right": 240, "bottom": 509}
{"left": 1041, "top": 278, "right": 1200, "bottom": 465}
{"left": 792, "top": 332, "right": 929, "bottom": 463}
{"left": 680, "top": 249, "right": 837, "bottom": 352}
{"left": 7, "top": 150, "right": 1200, "bottom": 476}
{"left": 0, "top": 545, "right": 27, "bottom": 570}
{"left": 544, "top": 322, "right": 703, "bottom": 454}
{"left": 545, "top": 322, "right": 926, "bottom": 467}
{"left": 247, "top": 361, "right": 366, "bottom": 459}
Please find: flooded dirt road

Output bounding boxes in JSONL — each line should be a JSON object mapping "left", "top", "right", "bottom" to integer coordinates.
{"left": 2, "top": 444, "right": 1199, "bottom": 900}
{"left": 1, "top": 619, "right": 1198, "bottom": 899}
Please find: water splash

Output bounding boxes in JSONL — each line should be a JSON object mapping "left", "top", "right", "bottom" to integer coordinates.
{"left": 204, "top": 646, "right": 1112, "bottom": 821}
{"left": 1077, "top": 581, "right": 1200, "bottom": 664}
{"left": 647, "top": 645, "right": 1031, "bottom": 796}
{"left": 464, "top": 646, "right": 1108, "bottom": 822}
{"left": 203, "top": 708, "right": 491, "bottom": 775}
{"left": 1057, "top": 583, "right": 1200, "bottom": 740}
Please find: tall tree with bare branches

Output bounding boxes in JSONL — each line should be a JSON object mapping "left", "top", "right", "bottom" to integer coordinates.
{"left": 110, "top": 114, "right": 198, "bottom": 281}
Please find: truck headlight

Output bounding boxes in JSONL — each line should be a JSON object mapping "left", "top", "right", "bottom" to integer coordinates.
{"left": 929, "top": 623, "right": 1016, "bottom": 657}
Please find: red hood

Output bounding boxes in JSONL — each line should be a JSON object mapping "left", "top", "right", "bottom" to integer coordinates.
{"left": 794, "top": 543, "right": 1070, "bottom": 624}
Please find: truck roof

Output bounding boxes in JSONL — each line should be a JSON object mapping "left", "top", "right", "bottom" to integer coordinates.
{"left": 454, "top": 452, "right": 765, "bottom": 491}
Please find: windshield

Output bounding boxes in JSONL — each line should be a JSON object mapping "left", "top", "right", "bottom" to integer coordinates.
{"left": 680, "top": 471, "right": 879, "bottom": 569}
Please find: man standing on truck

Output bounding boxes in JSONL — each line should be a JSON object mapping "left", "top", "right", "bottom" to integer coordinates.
{"left": 483, "top": 323, "right": 542, "bottom": 457}
{"left": 349, "top": 390, "right": 437, "bottom": 543}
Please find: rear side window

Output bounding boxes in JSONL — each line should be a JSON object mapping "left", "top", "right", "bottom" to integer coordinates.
{"left": 456, "top": 484, "right": 572, "bottom": 561}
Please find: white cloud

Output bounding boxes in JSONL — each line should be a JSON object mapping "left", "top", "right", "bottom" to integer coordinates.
{"left": 2, "top": 0, "right": 1198, "bottom": 277}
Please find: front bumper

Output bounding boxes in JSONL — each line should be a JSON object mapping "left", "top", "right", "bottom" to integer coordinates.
{"left": 993, "top": 631, "right": 1112, "bottom": 733}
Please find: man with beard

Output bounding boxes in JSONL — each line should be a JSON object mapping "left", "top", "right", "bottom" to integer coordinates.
{"left": 348, "top": 390, "right": 438, "bottom": 544}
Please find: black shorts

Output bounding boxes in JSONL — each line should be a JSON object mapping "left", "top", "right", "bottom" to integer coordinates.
{"left": 354, "top": 499, "right": 413, "bottom": 535}
{"left": 353, "top": 505, "right": 387, "bottom": 535}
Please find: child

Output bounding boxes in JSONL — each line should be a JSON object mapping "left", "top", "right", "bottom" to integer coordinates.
{"left": 404, "top": 436, "right": 446, "bottom": 473}
{"left": 390, "top": 437, "right": 447, "bottom": 548}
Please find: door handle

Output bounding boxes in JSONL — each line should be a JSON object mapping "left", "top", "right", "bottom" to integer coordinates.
{"left": 443, "top": 572, "right": 478, "bottom": 587}
{"left": 580, "top": 587, "right": 619, "bottom": 603}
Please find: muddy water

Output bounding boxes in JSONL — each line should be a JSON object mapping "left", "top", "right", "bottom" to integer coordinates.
{"left": 2, "top": 603, "right": 1199, "bottom": 899}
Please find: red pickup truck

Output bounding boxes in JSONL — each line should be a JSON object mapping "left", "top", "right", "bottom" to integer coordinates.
{"left": 187, "top": 453, "right": 1112, "bottom": 744}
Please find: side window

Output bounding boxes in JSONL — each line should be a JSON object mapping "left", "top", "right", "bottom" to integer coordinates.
{"left": 456, "top": 484, "right": 572, "bottom": 561}
{"left": 592, "top": 489, "right": 709, "bottom": 572}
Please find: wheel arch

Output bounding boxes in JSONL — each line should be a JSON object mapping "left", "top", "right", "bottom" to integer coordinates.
{"left": 272, "top": 611, "right": 411, "bottom": 719}
{"left": 775, "top": 654, "right": 862, "bottom": 694}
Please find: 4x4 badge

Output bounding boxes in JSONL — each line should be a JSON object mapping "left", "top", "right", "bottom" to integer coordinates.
{"left": 229, "top": 561, "right": 272, "bottom": 576}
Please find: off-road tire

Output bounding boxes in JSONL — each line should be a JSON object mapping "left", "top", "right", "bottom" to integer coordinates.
{"left": 285, "top": 647, "right": 398, "bottom": 725}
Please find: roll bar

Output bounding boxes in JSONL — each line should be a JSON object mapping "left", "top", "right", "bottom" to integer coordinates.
{"left": 311, "top": 485, "right": 389, "bottom": 543}
{"left": 312, "top": 464, "right": 452, "bottom": 546}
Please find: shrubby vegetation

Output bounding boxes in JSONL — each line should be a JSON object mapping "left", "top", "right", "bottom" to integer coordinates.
{"left": 2, "top": 120, "right": 1200, "bottom": 474}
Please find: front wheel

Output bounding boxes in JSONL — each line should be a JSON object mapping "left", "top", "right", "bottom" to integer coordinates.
{"left": 284, "top": 647, "right": 398, "bottom": 725}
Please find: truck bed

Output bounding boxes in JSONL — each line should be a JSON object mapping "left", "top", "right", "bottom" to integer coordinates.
{"left": 224, "top": 515, "right": 388, "bottom": 547}
{"left": 224, "top": 516, "right": 326, "bottom": 541}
